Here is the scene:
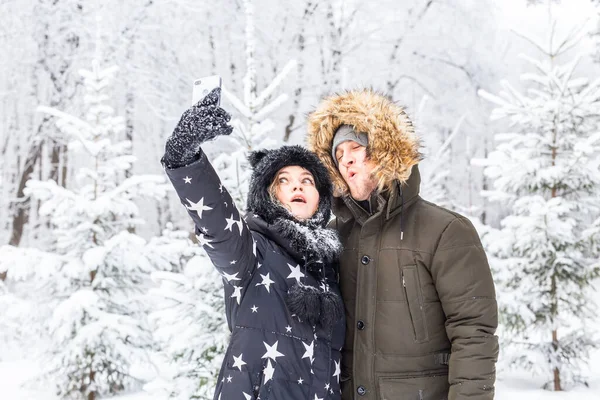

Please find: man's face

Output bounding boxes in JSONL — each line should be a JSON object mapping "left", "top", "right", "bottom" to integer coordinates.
{"left": 334, "top": 141, "right": 378, "bottom": 201}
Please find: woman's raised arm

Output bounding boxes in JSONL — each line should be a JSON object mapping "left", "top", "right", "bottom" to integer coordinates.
{"left": 162, "top": 89, "right": 257, "bottom": 289}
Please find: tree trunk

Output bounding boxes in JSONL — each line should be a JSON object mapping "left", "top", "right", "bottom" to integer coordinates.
{"left": 550, "top": 116, "right": 560, "bottom": 391}
{"left": 8, "top": 120, "right": 48, "bottom": 247}
{"left": 284, "top": 1, "right": 317, "bottom": 142}
{"left": 552, "top": 329, "right": 562, "bottom": 391}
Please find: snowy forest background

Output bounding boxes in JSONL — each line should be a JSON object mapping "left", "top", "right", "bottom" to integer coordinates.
{"left": 1, "top": 0, "right": 600, "bottom": 399}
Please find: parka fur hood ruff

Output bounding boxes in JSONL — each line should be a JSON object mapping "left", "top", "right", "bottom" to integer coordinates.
{"left": 307, "top": 89, "right": 422, "bottom": 197}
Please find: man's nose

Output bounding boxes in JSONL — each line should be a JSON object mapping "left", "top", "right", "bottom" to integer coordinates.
{"left": 340, "top": 154, "right": 354, "bottom": 167}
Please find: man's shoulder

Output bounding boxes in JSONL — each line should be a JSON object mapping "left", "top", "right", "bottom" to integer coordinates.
{"left": 416, "top": 198, "right": 483, "bottom": 247}
{"left": 415, "top": 197, "right": 465, "bottom": 225}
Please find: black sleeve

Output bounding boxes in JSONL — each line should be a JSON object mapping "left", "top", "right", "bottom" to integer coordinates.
{"left": 164, "top": 150, "right": 258, "bottom": 296}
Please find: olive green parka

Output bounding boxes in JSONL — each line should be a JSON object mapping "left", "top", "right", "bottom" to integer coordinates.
{"left": 307, "top": 89, "right": 499, "bottom": 400}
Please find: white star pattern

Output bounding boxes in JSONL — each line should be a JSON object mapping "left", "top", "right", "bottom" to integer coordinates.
{"left": 195, "top": 233, "right": 214, "bottom": 248}
{"left": 183, "top": 176, "right": 192, "bottom": 184}
{"left": 333, "top": 359, "right": 341, "bottom": 383}
{"left": 219, "top": 184, "right": 224, "bottom": 193}
{"left": 185, "top": 197, "right": 213, "bottom": 219}
{"left": 243, "top": 393, "right": 252, "bottom": 400}
{"left": 226, "top": 375, "right": 232, "bottom": 383}
{"left": 263, "top": 359, "right": 275, "bottom": 384}
{"left": 230, "top": 259, "right": 237, "bottom": 265}
{"left": 232, "top": 353, "right": 247, "bottom": 371}
{"left": 224, "top": 214, "right": 244, "bottom": 234}
{"left": 285, "top": 325, "right": 292, "bottom": 333}
{"left": 251, "top": 305, "right": 258, "bottom": 313}
{"left": 313, "top": 394, "right": 323, "bottom": 400}
{"left": 222, "top": 271, "right": 241, "bottom": 282}
{"left": 298, "top": 377, "right": 304, "bottom": 384}
{"left": 302, "top": 341, "right": 314, "bottom": 364}
{"left": 257, "top": 262, "right": 262, "bottom": 269}
{"left": 319, "top": 281, "right": 329, "bottom": 292}
{"left": 325, "top": 383, "right": 330, "bottom": 390}
{"left": 256, "top": 273, "right": 275, "bottom": 293}
{"left": 231, "top": 285, "right": 242, "bottom": 304}
{"left": 262, "top": 341, "right": 285, "bottom": 361}
{"left": 286, "top": 263, "right": 305, "bottom": 283}
{"left": 253, "top": 240, "right": 257, "bottom": 256}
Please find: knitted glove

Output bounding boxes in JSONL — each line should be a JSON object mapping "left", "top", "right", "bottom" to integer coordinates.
{"left": 162, "top": 88, "right": 233, "bottom": 169}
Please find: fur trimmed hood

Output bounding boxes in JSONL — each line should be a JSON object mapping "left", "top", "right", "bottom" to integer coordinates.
{"left": 245, "top": 146, "right": 343, "bottom": 328}
{"left": 307, "top": 89, "right": 422, "bottom": 197}
{"left": 247, "top": 145, "right": 333, "bottom": 227}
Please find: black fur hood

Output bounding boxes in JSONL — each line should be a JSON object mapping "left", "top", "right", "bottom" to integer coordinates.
{"left": 247, "top": 145, "right": 333, "bottom": 228}
{"left": 246, "top": 146, "right": 343, "bottom": 328}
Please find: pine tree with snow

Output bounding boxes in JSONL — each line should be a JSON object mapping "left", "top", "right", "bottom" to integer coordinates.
{"left": 147, "top": 232, "right": 229, "bottom": 399}
{"left": 147, "top": 0, "right": 297, "bottom": 398}
{"left": 0, "top": 61, "right": 173, "bottom": 399}
{"left": 477, "top": 29, "right": 600, "bottom": 390}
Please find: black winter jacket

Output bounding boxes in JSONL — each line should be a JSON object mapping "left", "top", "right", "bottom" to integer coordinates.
{"left": 165, "top": 151, "right": 346, "bottom": 400}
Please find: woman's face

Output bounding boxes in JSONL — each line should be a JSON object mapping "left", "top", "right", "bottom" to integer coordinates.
{"left": 274, "top": 166, "right": 320, "bottom": 220}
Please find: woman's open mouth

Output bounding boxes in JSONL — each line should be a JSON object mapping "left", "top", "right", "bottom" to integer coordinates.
{"left": 291, "top": 195, "right": 306, "bottom": 204}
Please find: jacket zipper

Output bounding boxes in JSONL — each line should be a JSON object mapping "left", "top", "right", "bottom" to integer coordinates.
{"left": 401, "top": 269, "right": 418, "bottom": 340}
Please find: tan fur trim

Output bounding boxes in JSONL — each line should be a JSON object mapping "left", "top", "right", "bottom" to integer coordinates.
{"left": 307, "top": 89, "right": 422, "bottom": 197}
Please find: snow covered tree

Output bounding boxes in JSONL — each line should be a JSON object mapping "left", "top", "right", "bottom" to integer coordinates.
{"left": 0, "top": 61, "right": 172, "bottom": 399}
{"left": 147, "top": 237, "right": 229, "bottom": 400}
{"left": 147, "top": 1, "right": 296, "bottom": 398}
{"left": 476, "top": 29, "right": 600, "bottom": 390}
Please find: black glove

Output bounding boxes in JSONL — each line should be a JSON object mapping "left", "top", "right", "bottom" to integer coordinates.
{"left": 162, "top": 88, "right": 233, "bottom": 169}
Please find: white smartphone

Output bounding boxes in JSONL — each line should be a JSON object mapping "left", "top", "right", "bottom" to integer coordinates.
{"left": 192, "top": 75, "right": 222, "bottom": 106}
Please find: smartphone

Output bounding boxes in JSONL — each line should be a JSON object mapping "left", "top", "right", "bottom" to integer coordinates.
{"left": 192, "top": 75, "right": 222, "bottom": 106}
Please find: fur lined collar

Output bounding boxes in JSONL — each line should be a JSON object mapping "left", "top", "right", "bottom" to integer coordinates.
{"left": 245, "top": 212, "right": 341, "bottom": 268}
{"left": 307, "top": 89, "right": 422, "bottom": 197}
{"left": 246, "top": 213, "right": 343, "bottom": 328}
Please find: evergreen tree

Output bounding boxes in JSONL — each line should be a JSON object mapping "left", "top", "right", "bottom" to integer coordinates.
{"left": 0, "top": 61, "right": 171, "bottom": 399}
{"left": 477, "top": 31, "right": 600, "bottom": 390}
{"left": 148, "top": 235, "right": 228, "bottom": 400}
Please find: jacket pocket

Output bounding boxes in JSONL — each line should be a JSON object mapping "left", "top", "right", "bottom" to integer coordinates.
{"left": 401, "top": 265, "right": 429, "bottom": 342}
{"left": 378, "top": 373, "right": 449, "bottom": 400}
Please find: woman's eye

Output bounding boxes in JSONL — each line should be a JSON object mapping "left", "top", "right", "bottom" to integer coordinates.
{"left": 303, "top": 178, "right": 314, "bottom": 185}
{"left": 279, "top": 177, "right": 288, "bottom": 184}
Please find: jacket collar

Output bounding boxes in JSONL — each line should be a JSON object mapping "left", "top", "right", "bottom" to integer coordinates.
{"left": 245, "top": 213, "right": 341, "bottom": 267}
{"left": 334, "top": 164, "right": 421, "bottom": 225}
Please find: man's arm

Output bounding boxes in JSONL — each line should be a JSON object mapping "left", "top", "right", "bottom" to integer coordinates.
{"left": 430, "top": 217, "right": 499, "bottom": 400}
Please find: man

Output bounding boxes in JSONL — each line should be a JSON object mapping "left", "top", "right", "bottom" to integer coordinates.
{"left": 307, "top": 89, "right": 498, "bottom": 400}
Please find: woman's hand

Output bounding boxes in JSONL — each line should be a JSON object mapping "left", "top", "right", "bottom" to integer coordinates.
{"left": 162, "top": 88, "right": 233, "bottom": 169}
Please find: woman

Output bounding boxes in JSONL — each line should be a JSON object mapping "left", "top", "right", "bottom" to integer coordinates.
{"left": 161, "top": 88, "right": 345, "bottom": 400}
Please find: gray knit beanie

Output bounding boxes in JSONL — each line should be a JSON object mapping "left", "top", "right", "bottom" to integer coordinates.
{"left": 331, "top": 125, "right": 368, "bottom": 166}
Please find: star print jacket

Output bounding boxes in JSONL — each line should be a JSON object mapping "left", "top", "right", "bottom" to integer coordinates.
{"left": 164, "top": 151, "right": 346, "bottom": 400}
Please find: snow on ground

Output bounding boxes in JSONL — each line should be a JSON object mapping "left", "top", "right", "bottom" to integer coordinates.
{"left": 1, "top": 353, "right": 599, "bottom": 400}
